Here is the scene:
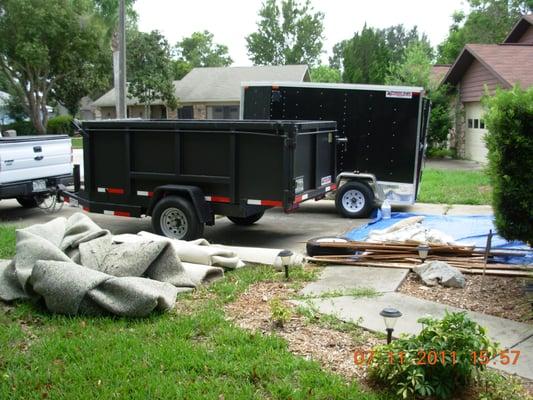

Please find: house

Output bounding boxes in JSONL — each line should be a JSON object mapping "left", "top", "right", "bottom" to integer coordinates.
{"left": 440, "top": 14, "right": 533, "bottom": 163}
{"left": 92, "top": 65, "right": 310, "bottom": 120}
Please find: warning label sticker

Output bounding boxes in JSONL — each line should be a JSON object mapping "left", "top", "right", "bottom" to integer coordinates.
{"left": 386, "top": 90, "right": 413, "bottom": 99}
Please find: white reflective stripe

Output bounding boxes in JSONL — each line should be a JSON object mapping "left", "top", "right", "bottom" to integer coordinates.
{"left": 302, "top": 194, "right": 309, "bottom": 200}
{"left": 204, "top": 196, "right": 212, "bottom": 201}
{"left": 325, "top": 186, "right": 331, "bottom": 192}
{"left": 247, "top": 199, "right": 261, "bottom": 205}
{"left": 103, "top": 210, "right": 114, "bottom": 215}
{"left": 97, "top": 187, "right": 106, "bottom": 193}
{"left": 137, "top": 191, "right": 150, "bottom": 196}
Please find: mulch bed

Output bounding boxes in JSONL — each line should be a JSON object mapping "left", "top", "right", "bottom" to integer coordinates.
{"left": 224, "top": 281, "right": 383, "bottom": 382}
{"left": 398, "top": 272, "right": 532, "bottom": 323}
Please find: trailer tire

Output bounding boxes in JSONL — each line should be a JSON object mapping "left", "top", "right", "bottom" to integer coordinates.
{"left": 16, "top": 196, "right": 43, "bottom": 208}
{"left": 335, "top": 181, "right": 374, "bottom": 218}
{"left": 152, "top": 196, "right": 204, "bottom": 240}
{"left": 227, "top": 211, "right": 265, "bottom": 226}
{"left": 306, "top": 236, "right": 355, "bottom": 257}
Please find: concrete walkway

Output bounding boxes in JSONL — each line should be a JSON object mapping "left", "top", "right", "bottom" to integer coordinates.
{"left": 296, "top": 267, "right": 533, "bottom": 379}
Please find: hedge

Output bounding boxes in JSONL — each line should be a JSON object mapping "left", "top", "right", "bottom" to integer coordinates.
{"left": 46, "top": 115, "right": 75, "bottom": 135}
{"left": 483, "top": 86, "right": 533, "bottom": 244}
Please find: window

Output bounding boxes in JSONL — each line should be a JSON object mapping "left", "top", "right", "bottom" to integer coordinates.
{"left": 474, "top": 119, "right": 479, "bottom": 129}
{"left": 467, "top": 119, "right": 473, "bottom": 128}
{"left": 480, "top": 119, "right": 485, "bottom": 129}
{"left": 178, "top": 106, "right": 193, "bottom": 119}
{"left": 208, "top": 105, "right": 239, "bottom": 120}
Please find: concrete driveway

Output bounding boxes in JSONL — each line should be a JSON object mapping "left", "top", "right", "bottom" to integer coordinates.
{"left": 0, "top": 198, "right": 370, "bottom": 253}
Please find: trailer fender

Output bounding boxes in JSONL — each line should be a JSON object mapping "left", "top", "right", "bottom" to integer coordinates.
{"left": 336, "top": 173, "right": 384, "bottom": 204}
{"left": 147, "top": 185, "right": 212, "bottom": 224}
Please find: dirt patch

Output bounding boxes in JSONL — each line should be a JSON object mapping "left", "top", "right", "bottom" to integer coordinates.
{"left": 398, "top": 272, "right": 532, "bottom": 323}
{"left": 224, "top": 281, "right": 383, "bottom": 382}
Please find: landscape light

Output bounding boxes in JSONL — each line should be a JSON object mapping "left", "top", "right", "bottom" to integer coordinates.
{"left": 417, "top": 243, "right": 430, "bottom": 261}
{"left": 278, "top": 249, "right": 293, "bottom": 279}
{"left": 380, "top": 307, "right": 402, "bottom": 344}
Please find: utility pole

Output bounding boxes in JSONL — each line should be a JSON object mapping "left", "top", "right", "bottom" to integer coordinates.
{"left": 116, "top": 0, "right": 127, "bottom": 119}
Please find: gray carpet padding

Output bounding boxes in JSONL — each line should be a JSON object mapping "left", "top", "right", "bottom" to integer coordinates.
{"left": 0, "top": 213, "right": 227, "bottom": 317}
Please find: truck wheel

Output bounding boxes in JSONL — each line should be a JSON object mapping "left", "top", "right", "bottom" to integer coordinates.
{"left": 335, "top": 181, "right": 374, "bottom": 218}
{"left": 16, "top": 196, "right": 43, "bottom": 208}
{"left": 152, "top": 196, "right": 204, "bottom": 240}
{"left": 227, "top": 211, "right": 265, "bottom": 226}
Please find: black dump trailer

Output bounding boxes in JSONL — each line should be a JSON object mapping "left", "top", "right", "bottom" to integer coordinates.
{"left": 241, "top": 82, "right": 431, "bottom": 218}
{"left": 63, "top": 119, "right": 339, "bottom": 240}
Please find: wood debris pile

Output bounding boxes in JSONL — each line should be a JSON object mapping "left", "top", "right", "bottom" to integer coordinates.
{"left": 308, "top": 240, "right": 532, "bottom": 277}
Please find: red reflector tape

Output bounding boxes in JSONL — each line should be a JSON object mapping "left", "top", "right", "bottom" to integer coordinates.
{"left": 104, "top": 210, "right": 130, "bottom": 217}
{"left": 137, "top": 190, "right": 154, "bottom": 197}
{"left": 82, "top": 206, "right": 90, "bottom": 212}
{"left": 262, "top": 200, "right": 283, "bottom": 207}
{"left": 205, "top": 196, "right": 231, "bottom": 203}
{"left": 63, "top": 196, "right": 70, "bottom": 203}
{"left": 107, "top": 188, "right": 124, "bottom": 195}
{"left": 247, "top": 199, "right": 283, "bottom": 207}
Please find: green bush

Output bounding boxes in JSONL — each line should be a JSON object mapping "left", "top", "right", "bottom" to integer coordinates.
{"left": 483, "top": 86, "right": 533, "bottom": 244}
{"left": 1, "top": 120, "right": 34, "bottom": 135}
{"left": 427, "top": 85, "right": 453, "bottom": 151}
{"left": 46, "top": 115, "right": 75, "bottom": 135}
{"left": 367, "top": 312, "right": 499, "bottom": 399}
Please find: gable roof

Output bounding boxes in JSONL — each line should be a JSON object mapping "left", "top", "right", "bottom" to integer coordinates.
{"left": 175, "top": 65, "right": 309, "bottom": 103}
{"left": 503, "top": 14, "right": 533, "bottom": 43}
{"left": 93, "top": 65, "right": 310, "bottom": 107}
{"left": 441, "top": 43, "right": 533, "bottom": 89}
{"left": 430, "top": 64, "right": 451, "bottom": 86}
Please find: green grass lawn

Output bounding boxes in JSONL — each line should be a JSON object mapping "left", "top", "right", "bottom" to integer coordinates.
{"left": 71, "top": 137, "right": 83, "bottom": 149}
{"left": 0, "top": 226, "right": 384, "bottom": 400}
{"left": 418, "top": 168, "right": 492, "bottom": 205}
{"left": 0, "top": 225, "right": 16, "bottom": 259}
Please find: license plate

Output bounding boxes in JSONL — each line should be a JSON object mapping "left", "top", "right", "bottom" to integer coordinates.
{"left": 32, "top": 179, "right": 47, "bottom": 192}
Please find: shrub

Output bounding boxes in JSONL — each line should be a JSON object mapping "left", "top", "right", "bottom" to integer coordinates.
{"left": 483, "top": 86, "right": 533, "bottom": 244}
{"left": 47, "top": 115, "right": 75, "bottom": 135}
{"left": 475, "top": 369, "right": 530, "bottom": 400}
{"left": 1, "top": 120, "right": 34, "bottom": 135}
{"left": 367, "top": 312, "right": 499, "bottom": 399}
{"left": 269, "top": 297, "right": 292, "bottom": 328}
{"left": 427, "top": 85, "right": 453, "bottom": 151}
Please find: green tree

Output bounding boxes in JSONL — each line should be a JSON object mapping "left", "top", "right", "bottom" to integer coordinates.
{"left": 385, "top": 41, "right": 432, "bottom": 87}
{"left": 382, "top": 25, "right": 432, "bottom": 64}
{"left": 127, "top": 30, "right": 177, "bottom": 119}
{"left": 173, "top": 30, "right": 233, "bottom": 80}
{"left": 0, "top": 0, "right": 108, "bottom": 133}
{"left": 342, "top": 24, "right": 390, "bottom": 84}
{"left": 437, "top": 0, "right": 533, "bottom": 63}
{"left": 246, "top": 0, "right": 324, "bottom": 66}
{"left": 310, "top": 65, "right": 341, "bottom": 83}
{"left": 328, "top": 40, "right": 347, "bottom": 70}
{"left": 50, "top": 0, "right": 137, "bottom": 116}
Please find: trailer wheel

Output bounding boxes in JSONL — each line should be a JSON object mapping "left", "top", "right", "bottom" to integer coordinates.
{"left": 227, "top": 211, "right": 265, "bottom": 226}
{"left": 16, "top": 196, "right": 43, "bottom": 208}
{"left": 152, "top": 196, "right": 204, "bottom": 240}
{"left": 335, "top": 181, "right": 374, "bottom": 218}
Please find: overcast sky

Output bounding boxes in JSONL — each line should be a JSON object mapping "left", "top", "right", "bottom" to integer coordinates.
{"left": 134, "top": 0, "right": 469, "bottom": 66}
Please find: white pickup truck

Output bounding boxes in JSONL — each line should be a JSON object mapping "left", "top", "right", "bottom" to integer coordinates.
{"left": 0, "top": 135, "right": 73, "bottom": 207}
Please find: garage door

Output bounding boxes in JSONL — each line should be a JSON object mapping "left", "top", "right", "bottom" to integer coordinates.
{"left": 464, "top": 102, "right": 488, "bottom": 163}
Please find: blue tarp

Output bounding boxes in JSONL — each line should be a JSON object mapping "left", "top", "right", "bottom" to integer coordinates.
{"left": 345, "top": 212, "right": 532, "bottom": 265}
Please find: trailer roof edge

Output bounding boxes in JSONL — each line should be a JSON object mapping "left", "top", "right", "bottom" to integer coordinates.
{"left": 241, "top": 81, "right": 425, "bottom": 93}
